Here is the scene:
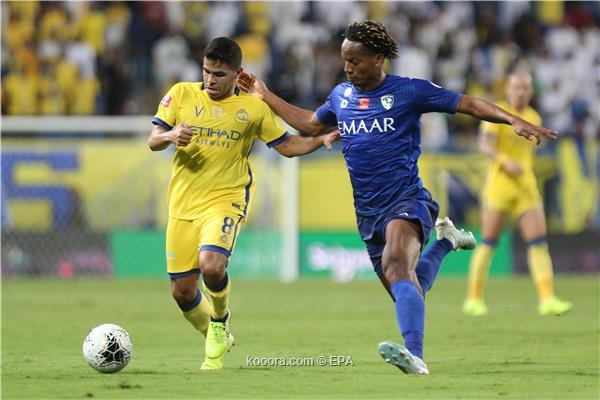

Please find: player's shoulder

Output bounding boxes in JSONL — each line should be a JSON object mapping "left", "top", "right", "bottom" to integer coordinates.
{"left": 236, "top": 90, "right": 273, "bottom": 116}
{"left": 496, "top": 100, "right": 509, "bottom": 109}
{"left": 391, "top": 75, "right": 433, "bottom": 86}
{"left": 330, "top": 82, "right": 353, "bottom": 97}
{"left": 387, "top": 74, "right": 412, "bottom": 85}
{"left": 525, "top": 106, "right": 542, "bottom": 122}
{"left": 237, "top": 89, "right": 264, "bottom": 104}
{"left": 387, "top": 75, "right": 447, "bottom": 94}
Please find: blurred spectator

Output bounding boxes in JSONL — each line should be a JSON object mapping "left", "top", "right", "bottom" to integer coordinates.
{"left": 0, "top": 0, "right": 597, "bottom": 143}
{"left": 152, "top": 29, "right": 198, "bottom": 91}
{"left": 393, "top": 22, "right": 432, "bottom": 80}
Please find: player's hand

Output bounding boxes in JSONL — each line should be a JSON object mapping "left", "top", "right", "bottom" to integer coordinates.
{"left": 512, "top": 117, "right": 558, "bottom": 145}
{"left": 323, "top": 130, "right": 341, "bottom": 150}
{"left": 501, "top": 158, "right": 524, "bottom": 176}
{"left": 237, "top": 72, "right": 267, "bottom": 100}
{"left": 169, "top": 122, "right": 194, "bottom": 147}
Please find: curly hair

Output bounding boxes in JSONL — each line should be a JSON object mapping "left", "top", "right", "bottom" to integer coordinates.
{"left": 344, "top": 20, "right": 399, "bottom": 60}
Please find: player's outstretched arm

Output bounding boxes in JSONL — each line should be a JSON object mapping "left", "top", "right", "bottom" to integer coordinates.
{"left": 274, "top": 130, "right": 339, "bottom": 158}
{"left": 237, "top": 72, "right": 330, "bottom": 136}
{"left": 148, "top": 123, "right": 194, "bottom": 151}
{"left": 456, "top": 95, "right": 558, "bottom": 145}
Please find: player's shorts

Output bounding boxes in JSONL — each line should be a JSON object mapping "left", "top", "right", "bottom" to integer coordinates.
{"left": 356, "top": 189, "right": 440, "bottom": 278}
{"left": 483, "top": 179, "right": 542, "bottom": 219}
{"left": 165, "top": 205, "right": 245, "bottom": 279}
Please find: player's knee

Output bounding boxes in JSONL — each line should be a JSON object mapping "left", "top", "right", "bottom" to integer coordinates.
{"left": 171, "top": 282, "right": 196, "bottom": 304}
{"left": 381, "top": 261, "right": 411, "bottom": 283}
{"left": 200, "top": 251, "right": 228, "bottom": 278}
{"left": 382, "top": 268, "right": 411, "bottom": 284}
{"left": 199, "top": 260, "right": 226, "bottom": 284}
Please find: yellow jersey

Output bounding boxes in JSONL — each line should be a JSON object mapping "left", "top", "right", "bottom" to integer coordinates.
{"left": 153, "top": 82, "right": 288, "bottom": 220}
{"left": 481, "top": 101, "right": 542, "bottom": 190}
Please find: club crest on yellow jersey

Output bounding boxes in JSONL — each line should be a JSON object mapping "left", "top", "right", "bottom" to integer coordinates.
{"left": 236, "top": 109, "right": 249, "bottom": 123}
{"left": 219, "top": 234, "right": 230, "bottom": 244}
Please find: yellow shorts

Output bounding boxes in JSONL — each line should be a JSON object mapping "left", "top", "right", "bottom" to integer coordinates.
{"left": 165, "top": 206, "right": 245, "bottom": 278}
{"left": 482, "top": 183, "right": 542, "bottom": 219}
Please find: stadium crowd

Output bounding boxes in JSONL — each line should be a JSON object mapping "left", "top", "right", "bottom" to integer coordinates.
{"left": 2, "top": 1, "right": 599, "bottom": 150}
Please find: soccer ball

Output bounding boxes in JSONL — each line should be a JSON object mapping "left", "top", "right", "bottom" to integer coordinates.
{"left": 83, "top": 323, "right": 132, "bottom": 373}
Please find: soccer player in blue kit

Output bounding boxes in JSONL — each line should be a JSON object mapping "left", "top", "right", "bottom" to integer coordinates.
{"left": 238, "top": 20, "right": 558, "bottom": 375}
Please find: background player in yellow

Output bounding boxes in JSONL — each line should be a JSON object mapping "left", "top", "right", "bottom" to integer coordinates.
{"left": 147, "top": 37, "right": 337, "bottom": 370}
{"left": 464, "top": 72, "right": 573, "bottom": 317}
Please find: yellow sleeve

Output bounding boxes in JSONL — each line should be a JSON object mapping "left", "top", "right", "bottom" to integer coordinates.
{"left": 480, "top": 120, "right": 500, "bottom": 136}
{"left": 254, "top": 102, "right": 288, "bottom": 147}
{"left": 530, "top": 109, "right": 542, "bottom": 127}
{"left": 152, "top": 83, "right": 183, "bottom": 129}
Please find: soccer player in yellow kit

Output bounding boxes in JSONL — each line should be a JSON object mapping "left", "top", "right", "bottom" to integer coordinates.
{"left": 464, "top": 72, "right": 573, "bottom": 317}
{"left": 148, "top": 37, "right": 337, "bottom": 369}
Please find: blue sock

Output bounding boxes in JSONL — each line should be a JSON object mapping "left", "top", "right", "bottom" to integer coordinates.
{"left": 416, "top": 238, "right": 453, "bottom": 293}
{"left": 391, "top": 280, "right": 425, "bottom": 359}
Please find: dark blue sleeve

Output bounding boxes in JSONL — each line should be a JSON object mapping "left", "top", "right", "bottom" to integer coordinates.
{"left": 412, "top": 79, "right": 462, "bottom": 114}
{"left": 266, "top": 132, "right": 290, "bottom": 148}
{"left": 315, "top": 96, "right": 338, "bottom": 126}
{"left": 152, "top": 117, "right": 173, "bottom": 130}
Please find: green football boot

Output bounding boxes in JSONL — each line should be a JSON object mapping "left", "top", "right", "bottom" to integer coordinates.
{"left": 462, "top": 299, "right": 489, "bottom": 316}
{"left": 201, "top": 312, "right": 234, "bottom": 370}
{"left": 538, "top": 297, "right": 573, "bottom": 316}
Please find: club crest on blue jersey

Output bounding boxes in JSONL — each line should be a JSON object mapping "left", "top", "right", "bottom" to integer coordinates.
{"left": 381, "top": 95, "right": 394, "bottom": 110}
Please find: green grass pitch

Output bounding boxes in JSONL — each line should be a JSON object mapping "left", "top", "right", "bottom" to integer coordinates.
{"left": 2, "top": 277, "right": 598, "bottom": 399}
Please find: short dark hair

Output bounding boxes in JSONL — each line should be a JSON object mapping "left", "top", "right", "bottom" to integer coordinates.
{"left": 344, "top": 20, "right": 399, "bottom": 60}
{"left": 203, "top": 37, "right": 242, "bottom": 69}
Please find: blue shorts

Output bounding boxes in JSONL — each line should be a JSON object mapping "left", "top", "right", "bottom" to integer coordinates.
{"left": 356, "top": 189, "right": 440, "bottom": 278}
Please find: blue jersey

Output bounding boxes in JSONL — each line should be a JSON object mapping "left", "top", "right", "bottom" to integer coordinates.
{"left": 315, "top": 75, "right": 461, "bottom": 216}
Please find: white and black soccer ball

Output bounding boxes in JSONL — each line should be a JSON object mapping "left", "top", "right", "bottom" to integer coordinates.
{"left": 83, "top": 323, "right": 132, "bottom": 373}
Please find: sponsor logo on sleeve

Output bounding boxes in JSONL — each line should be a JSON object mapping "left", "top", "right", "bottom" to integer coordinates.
{"left": 161, "top": 95, "right": 172, "bottom": 107}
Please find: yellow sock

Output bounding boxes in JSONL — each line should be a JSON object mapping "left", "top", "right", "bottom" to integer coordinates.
{"left": 182, "top": 294, "right": 212, "bottom": 337}
{"left": 527, "top": 243, "right": 554, "bottom": 302}
{"left": 467, "top": 244, "right": 494, "bottom": 300}
{"left": 203, "top": 277, "right": 231, "bottom": 320}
